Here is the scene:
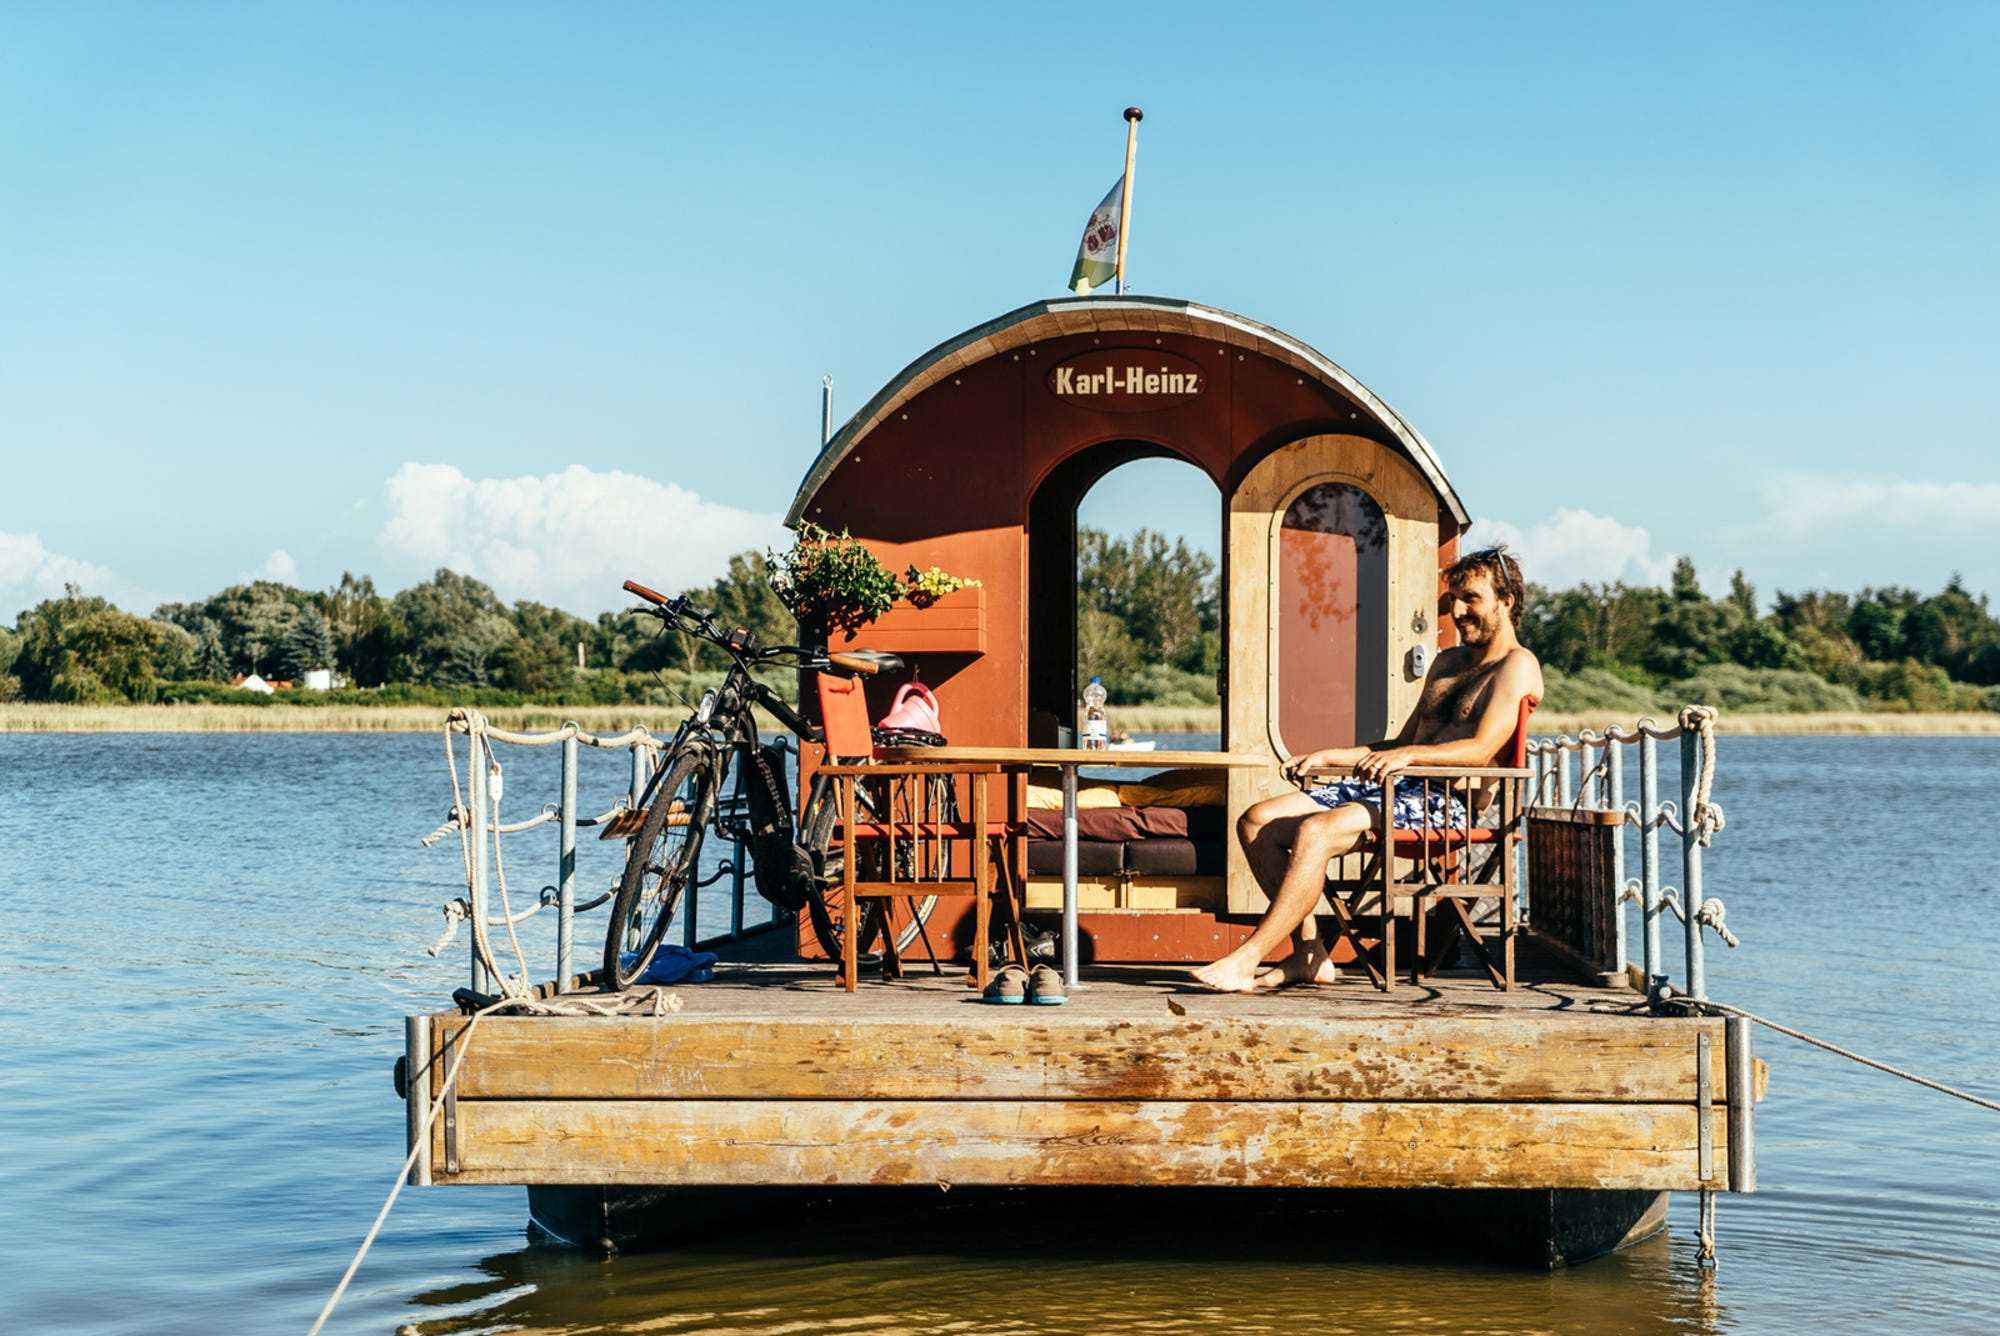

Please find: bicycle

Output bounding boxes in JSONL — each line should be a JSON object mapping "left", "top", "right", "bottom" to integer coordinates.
{"left": 603, "top": 579, "right": 941, "bottom": 990}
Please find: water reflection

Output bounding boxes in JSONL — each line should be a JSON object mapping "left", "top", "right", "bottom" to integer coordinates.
{"left": 408, "top": 1192, "right": 1736, "bottom": 1336}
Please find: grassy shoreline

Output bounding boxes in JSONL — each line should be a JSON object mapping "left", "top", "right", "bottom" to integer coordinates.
{"left": 5, "top": 701, "right": 2000, "bottom": 736}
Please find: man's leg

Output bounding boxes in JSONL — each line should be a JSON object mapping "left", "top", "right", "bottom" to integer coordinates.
{"left": 1237, "top": 790, "right": 1322, "bottom": 899}
{"left": 1233, "top": 792, "right": 1339, "bottom": 989}
{"left": 1192, "top": 801, "right": 1373, "bottom": 993}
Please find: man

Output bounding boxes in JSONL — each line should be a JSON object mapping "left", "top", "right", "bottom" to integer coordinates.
{"left": 1191, "top": 546, "right": 1543, "bottom": 993}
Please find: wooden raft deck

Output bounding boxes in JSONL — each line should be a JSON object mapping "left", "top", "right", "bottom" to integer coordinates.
{"left": 407, "top": 942, "right": 1759, "bottom": 1197}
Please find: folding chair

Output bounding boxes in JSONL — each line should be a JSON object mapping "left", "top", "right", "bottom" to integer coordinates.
{"left": 815, "top": 674, "right": 1028, "bottom": 992}
{"left": 1315, "top": 696, "right": 1537, "bottom": 992}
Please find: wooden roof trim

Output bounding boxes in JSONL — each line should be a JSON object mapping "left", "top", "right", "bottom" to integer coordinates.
{"left": 785, "top": 295, "right": 1469, "bottom": 527}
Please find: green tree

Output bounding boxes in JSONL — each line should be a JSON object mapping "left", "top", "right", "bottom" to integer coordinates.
{"left": 1645, "top": 557, "right": 1754, "bottom": 681}
{"left": 1078, "top": 527, "right": 1218, "bottom": 680}
{"left": 324, "top": 572, "right": 400, "bottom": 685}
{"left": 278, "top": 608, "right": 336, "bottom": 680}
{"left": 391, "top": 569, "right": 517, "bottom": 687}
{"left": 1847, "top": 587, "right": 1921, "bottom": 662}
{"left": 15, "top": 587, "right": 178, "bottom": 702}
{"left": 162, "top": 580, "right": 308, "bottom": 677}
{"left": 497, "top": 600, "right": 592, "bottom": 694}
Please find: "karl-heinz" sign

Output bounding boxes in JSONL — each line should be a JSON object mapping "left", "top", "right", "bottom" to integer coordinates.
{"left": 1048, "top": 348, "right": 1205, "bottom": 412}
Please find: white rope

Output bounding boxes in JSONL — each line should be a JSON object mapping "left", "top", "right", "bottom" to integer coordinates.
{"left": 446, "top": 708, "right": 664, "bottom": 751}
{"left": 425, "top": 900, "right": 468, "bottom": 957}
{"left": 304, "top": 980, "right": 687, "bottom": 1333}
{"left": 1668, "top": 991, "right": 2000, "bottom": 1114}
{"left": 1678, "top": 705, "right": 1726, "bottom": 846}
{"left": 306, "top": 996, "right": 509, "bottom": 1336}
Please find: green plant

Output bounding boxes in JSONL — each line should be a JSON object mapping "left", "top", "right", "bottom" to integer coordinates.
{"left": 771, "top": 523, "right": 899, "bottom": 636}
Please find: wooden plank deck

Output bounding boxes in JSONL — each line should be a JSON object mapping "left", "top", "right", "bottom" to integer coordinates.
{"left": 411, "top": 939, "right": 1757, "bottom": 1198}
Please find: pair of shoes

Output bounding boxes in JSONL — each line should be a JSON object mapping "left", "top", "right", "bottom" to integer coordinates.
{"left": 982, "top": 963, "right": 1028, "bottom": 1004}
{"left": 987, "top": 927, "right": 1059, "bottom": 967}
{"left": 1028, "top": 963, "right": 1067, "bottom": 1005}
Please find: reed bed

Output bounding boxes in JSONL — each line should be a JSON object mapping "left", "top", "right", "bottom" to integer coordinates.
{"left": 7, "top": 702, "right": 1998, "bottom": 737}
{"left": 1531, "top": 710, "right": 2000, "bottom": 737}
{"left": 0, "top": 703, "right": 686, "bottom": 735}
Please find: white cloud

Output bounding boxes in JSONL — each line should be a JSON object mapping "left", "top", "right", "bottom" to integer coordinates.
{"left": 0, "top": 530, "right": 121, "bottom": 618}
{"left": 1712, "top": 476, "right": 2000, "bottom": 595}
{"left": 379, "top": 463, "right": 787, "bottom": 613}
{"left": 258, "top": 549, "right": 298, "bottom": 583}
{"left": 1745, "top": 476, "right": 2000, "bottom": 544}
{"left": 1464, "top": 508, "right": 1676, "bottom": 590}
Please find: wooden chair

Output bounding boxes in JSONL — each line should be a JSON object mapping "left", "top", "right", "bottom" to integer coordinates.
{"left": 814, "top": 674, "right": 1028, "bottom": 992}
{"left": 1312, "top": 696, "right": 1537, "bottom": 992}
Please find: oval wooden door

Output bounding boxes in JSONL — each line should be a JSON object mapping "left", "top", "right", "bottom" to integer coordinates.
{"left": 1223, "top": 434, "right": 1441, "bottom": 912}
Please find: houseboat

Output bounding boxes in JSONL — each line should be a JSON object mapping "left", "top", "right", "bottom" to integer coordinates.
{"left": 398, "top": 294, "right": 1759, "bottom": 1267}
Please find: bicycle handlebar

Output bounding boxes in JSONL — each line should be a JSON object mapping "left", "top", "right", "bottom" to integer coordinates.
{"left": 622, "top": 578, "right": 672, "bottom": 607}
{"left": 620, "top": 577, "right": 900, "bottom": 675}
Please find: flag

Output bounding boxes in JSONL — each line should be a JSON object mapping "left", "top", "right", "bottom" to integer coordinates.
{"left": 1068, "top": 177, "right": 1122, "bottom": 295}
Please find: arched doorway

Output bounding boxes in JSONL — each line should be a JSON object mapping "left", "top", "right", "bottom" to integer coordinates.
{"left": 1026, "top": 444, "right": 1220, "bottom": 744}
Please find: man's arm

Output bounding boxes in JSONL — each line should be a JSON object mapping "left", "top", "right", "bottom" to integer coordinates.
{"left": 1350, "top": 652, "right": 1539, "bottom": 783}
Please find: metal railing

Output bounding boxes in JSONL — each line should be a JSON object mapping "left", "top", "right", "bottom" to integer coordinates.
{"left": 428, "top": 712, "right": 786, "bottom": 994}
{"left": 1526, "top": 706, "right": 1732, "bottom": 1003}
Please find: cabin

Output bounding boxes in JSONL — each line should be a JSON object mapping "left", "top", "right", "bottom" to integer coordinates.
{"left": 790, "top": 294, "right": 1468, "bottom": 953}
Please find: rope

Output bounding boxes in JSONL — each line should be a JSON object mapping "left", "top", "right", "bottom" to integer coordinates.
{"left": 1664, "top": 990, "right": 2000, "bottom": 1113}
{"left": 425, "top": 899, "right": 469, "bottom": 957}
{"left": 1697, "top": 1189, "right": 1718, "bottom": 1267}
{"left": 445, "top": 708, "right": 664, "bottom": 751}
{"left": 1679, "top": 705, "right": 1726, "bottom": 847}
{"left": 304, "top": 978, "right": 686, "bottom": 1333}
{"left": 1657, "top": 891, "right": 1741, "bottom": 948}
{"left": 306, "top": 995, "right": 508, "bottom": 1336}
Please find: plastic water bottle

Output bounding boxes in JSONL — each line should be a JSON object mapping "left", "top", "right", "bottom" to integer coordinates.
{"left": 1082, "top": 676, "right": 1109, "bottom": 751}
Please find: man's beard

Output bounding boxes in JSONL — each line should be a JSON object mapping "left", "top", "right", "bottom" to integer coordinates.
{"left": 1457, "top": 609, "right": 1502, "bottom": 646}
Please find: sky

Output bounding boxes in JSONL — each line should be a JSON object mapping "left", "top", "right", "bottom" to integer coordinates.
{"left": 3, "top": 1, "right": 1996, "bottom": 620}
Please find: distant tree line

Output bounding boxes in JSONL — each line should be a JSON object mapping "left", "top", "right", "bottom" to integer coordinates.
{"left": 3, "top": 540, "right": 1997, "bottom": 715}
{"left": 0, "top": 560, "right": 798, "bottom": 708}
{"left": 1525, "top": 558, "right": 2000, "bottom": 714}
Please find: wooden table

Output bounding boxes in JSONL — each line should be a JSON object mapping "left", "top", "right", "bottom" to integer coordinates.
{"left": 875, "top": 747, "right": 1266, "bottom": 987}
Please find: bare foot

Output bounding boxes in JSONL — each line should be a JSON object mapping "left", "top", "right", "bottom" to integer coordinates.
{"left": 1190, "top": 946, "right": 1267, "bottom": 993}
{"left": 1251, "top": 951, "right": 1340, "bottom": 990}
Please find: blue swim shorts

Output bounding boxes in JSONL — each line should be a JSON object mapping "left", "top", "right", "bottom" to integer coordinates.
{"left": 1306, "top": 776, "right": 1467, "bottom": 829}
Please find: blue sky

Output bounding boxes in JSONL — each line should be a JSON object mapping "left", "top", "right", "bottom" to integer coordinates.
{"left": 3, "top": 1, "right": 1995, "bottom": 619}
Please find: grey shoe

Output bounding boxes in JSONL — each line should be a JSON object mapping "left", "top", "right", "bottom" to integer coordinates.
{"left": 1028, "top": 963, "right": 1068, "bottom": 1005}
{"left": 982, "top": 963, "right": 1028, "bottom": 1004}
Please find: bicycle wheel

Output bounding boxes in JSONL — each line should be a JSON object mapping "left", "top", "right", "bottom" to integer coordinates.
{"left": 603, "top": 743, "right": 716, "bottom": 990}
{"left": 800, "top": 777, "right": 939, "bottom": 963}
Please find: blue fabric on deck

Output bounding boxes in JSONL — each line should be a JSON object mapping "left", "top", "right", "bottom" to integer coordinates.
{"left": 1305, "top": 776, "right": 1467, "bottom": 829}
{"left": 619, "top": 944, "right": 718, "bottom": 985}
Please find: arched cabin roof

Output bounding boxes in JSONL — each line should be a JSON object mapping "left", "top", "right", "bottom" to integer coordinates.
{"left": 785, "top": 294, "right": 1469, "bottom": 528}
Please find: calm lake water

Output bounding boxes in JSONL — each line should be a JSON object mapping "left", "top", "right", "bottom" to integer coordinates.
{"left": 2, "top": 731, "right": 1996, "bottom": 1334}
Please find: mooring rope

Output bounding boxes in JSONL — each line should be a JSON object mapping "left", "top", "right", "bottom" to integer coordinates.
{"left": 306, "top": 995, "right": 509, "bottom": 1336}
{"left": 1662, "top": 989, "right": 2000, "bottom": 1114}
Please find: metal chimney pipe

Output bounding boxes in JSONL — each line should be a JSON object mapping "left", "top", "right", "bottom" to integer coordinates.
{"left": 820, "top": 375, "right": 835, "bottom": 446}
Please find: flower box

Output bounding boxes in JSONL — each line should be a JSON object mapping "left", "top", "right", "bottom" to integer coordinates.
{"left": 840, "top": 585, "right": 986, "bottom": 654}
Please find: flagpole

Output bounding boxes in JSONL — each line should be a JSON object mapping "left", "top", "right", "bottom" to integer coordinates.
{"left": 1115, "top": 107, "right": 1142, "bottom": 295}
